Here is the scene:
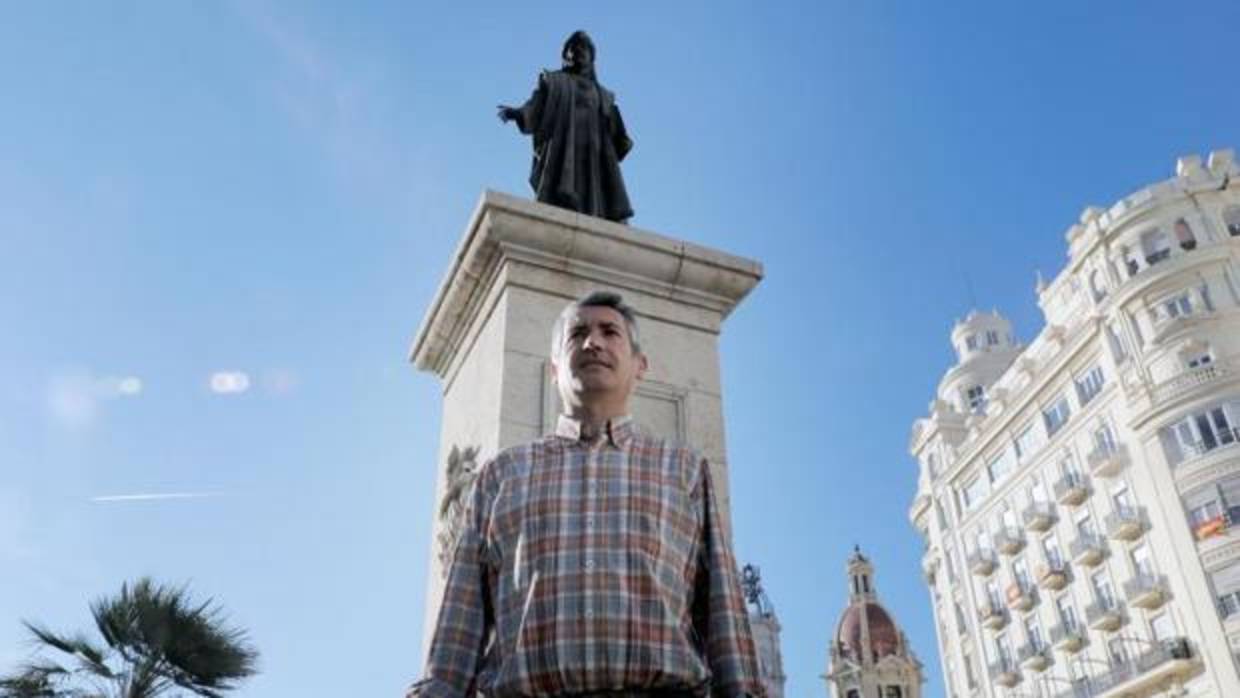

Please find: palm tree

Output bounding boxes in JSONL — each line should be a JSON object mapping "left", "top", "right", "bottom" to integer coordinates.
{"left": 0, "top": 578, "right": 258, "bottom": 698}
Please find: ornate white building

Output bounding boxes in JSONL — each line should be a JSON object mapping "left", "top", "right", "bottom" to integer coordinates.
{"left": 826, "top": 548, "right": 924, "bottom": 698}
{"left": 909, "top": 148, "right": 1240, "bottom": 698}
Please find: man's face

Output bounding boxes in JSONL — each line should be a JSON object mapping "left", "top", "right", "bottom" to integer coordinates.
{"left": 564, "top": 39, "right": 594, "bottom": 71}
{"left": 553, "top": 305, "right": 646, "bottom": 411}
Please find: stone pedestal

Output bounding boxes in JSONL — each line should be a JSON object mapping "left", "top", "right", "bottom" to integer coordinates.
{"left": 410, "top": 190, "right": 763, "bottom": 653}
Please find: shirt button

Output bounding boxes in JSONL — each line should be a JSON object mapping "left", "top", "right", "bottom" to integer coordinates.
{"left": 585, "top": 559, "right": 595, "bottom": 570}
{"left": 585, "top": 609, "right": 594, "bottom": 618}
{"left": 586, "top": 517, "right": 595, "bottom": 528}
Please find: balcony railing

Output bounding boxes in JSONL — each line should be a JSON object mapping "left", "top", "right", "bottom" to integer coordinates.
{"left": 1017, "top": 642, "right": 1051, "bottom": 672}
{"left": 1085, "top": 638, "right": 1194, "bottom": 697}
{"left": 1085, "top": 598, "right": 1125, "bottom": 631}
{"left": 987, "top": 659, "right": 1021, "bottom": 687}
{"left": 1054, "top": 472, "right": 1090, "bottom": 506}
{"left": 995, "top": 526, "right": 1026, "bottom": 555}
{"left": 968, "top": 548, "right": 998, "bottom": 576}
{"left": 1037, "top": 562, "right": 1069, "bottom": 591}
{"left": 1023, "top": 501, "right": 1057, "bottom": 532}
{"left": 1150, "top": 363, "right": 1230, "bottom": 404}
{"left": 1123, "top": 573, "right": 1169, "bottom": 610}
{"left": 1049, "top": 622, "right": 1086, "bottom": 653}
{"left": 1105, "top": 505, "right": 1148, "bottom": 541}
{"left": 1087, "top": 442, "right": 1127, "bottom": 478}
{"left": 1179, "top": 426, "right": 1240, "bottom": 462}
{"left": 1070, "top": 533, "right": 1107, "bottom": 567}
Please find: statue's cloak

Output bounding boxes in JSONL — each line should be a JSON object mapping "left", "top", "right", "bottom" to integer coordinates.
{"left": 515, "top": 69, "right": 633, "bottom": 222}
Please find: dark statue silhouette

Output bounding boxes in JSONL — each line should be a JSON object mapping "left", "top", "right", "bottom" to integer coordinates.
{"left": 498, "top": 31, "right": 633, "bottom": 223}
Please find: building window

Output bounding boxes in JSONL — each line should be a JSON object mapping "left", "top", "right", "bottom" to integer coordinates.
{"left": 1092, "top": 571, "right": 1116, "bottom": 607}
{"left": 1043, "top": 535, "right": 1063, "bottom": 567}
{"left": 1174, "top": 218, "right": 1197, "bottom": 250}
{"left": 1013, "top": 558, "right": 1031, "bottom": 590}
{"left": 1150, "top": 613, "right": 1174, "bottom": 641}
{"left": 966, "top": 334, "right": 979, "bottom": 351}
{"left": 1106, "top": 321, "right": 1128, "bottom": 362}
{"left": 966, "top": 384, "right": 987, "bottom": 414}
{"left": 1165, "top": 403, "right": 1239, "bottom": 464}
{"left": 1211, "top": 562, "right": 1240, "bottom": 619}
{"left": 1162, "top": 291, "right": 1194, "bottom": 319}
{"left": 1141, "top": 229, "right": 1172, "bottom": 265}
{"left": 963, "top": 476, "right": 990, "bottom": 512}
{"left": 1025, "top": 616, "right": 1045, "bottom": 650}
{"left": 1015, "top": 422, "right": 1044, "bottom": 462}
{"left": 1187, "top": 351, "right": 1214, "bottom": 369}
{"left": 1130, "top": 543, "right": 1153, "bottom": 577}
{"left": 884, "top": 687, "right": 903, "bottom": 698}
{"left": 1089, "top": 269, "right": 1107, "bottom": 302}
{"left": 1092, "top": 421, "right": 1118, "bottom": 456}
{"left": 1043, "top": 395, "right": 1072, "bottom": 437}
{"left": 1107, "top": 637, "right": 1129, "bottom": 667}
{"left": 1075, "top": 365, "right": 1106, "bottom": 405}
{"left": 1224, "top": 205, "right": 1240, "bottom": 236}
{"left": 1111, "top": 481, "right": 1134, "bottom": 511}
{"left": 986, "top": 330, "right": 999, "bottom": 346}
{"left": 1075, "top": 511, "right": 1096, "bottom": 537}
{"left": 988, "top": 447, "right": 1017, "bottom": 484}
{"left": 963, "top": 650, "right": 978, "bottom": 689}
{"left": 1056, "top": 595, "right": 1078, "bottom": 630}
{"left": 1121, "top": 245, "right": 1140, "bottom": 277}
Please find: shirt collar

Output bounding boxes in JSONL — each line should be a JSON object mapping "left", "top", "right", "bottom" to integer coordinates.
{"left": 555, "top": 414, "right": 635, "bottom": 448}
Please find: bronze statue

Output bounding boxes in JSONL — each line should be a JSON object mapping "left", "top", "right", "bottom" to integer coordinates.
{"left": 498, "top": 31, "right": 633, "bottom": 223}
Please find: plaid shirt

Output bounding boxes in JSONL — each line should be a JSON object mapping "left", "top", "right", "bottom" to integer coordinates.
{"left": 411, "top": 415, "right": 764, "bottom": 698}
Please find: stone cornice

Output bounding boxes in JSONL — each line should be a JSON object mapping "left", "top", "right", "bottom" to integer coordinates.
{"left": 410, "top": 191, "right": 763, "bottom": 378}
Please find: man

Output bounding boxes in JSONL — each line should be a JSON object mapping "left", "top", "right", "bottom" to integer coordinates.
{"left": 411, "top": 291, "right": 763, "bottom": 697}
{"left": 498, "top": 31, "right": 634, "bottom": 223}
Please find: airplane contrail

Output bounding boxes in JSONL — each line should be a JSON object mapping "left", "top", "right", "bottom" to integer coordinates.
{"left": 90, "top": 492, "right": 221, "bottom": 503}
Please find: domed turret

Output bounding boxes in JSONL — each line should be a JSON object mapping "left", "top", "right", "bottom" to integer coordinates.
{"left": 937, "top": 310, "right": 1021, "bottom": 416}
{"left": 826, "top": 548, "right": 923, "bottom": 698}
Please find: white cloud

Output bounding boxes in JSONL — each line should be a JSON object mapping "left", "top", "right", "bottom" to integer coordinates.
{"left": 90, "top": 492, "right": 220, "bottom": 503}
{"left": 46, "top": 371, "right": 142, "bottom": 428}
{"left": 209, "top": 371, "right": 251, "bottom": 395}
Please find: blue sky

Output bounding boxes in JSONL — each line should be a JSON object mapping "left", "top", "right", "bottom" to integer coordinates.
{"left": 2, "top": 2, "right": 1238, "bottom": 695}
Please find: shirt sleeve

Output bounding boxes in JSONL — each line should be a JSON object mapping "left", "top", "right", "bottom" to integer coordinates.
{"left": 410, "top": 464, "right": 496, "bottom": 698}
{"left": 691, "top": 457, "right": 766, "bottom": 698}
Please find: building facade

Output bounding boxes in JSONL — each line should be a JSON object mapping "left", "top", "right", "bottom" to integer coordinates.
{"left": 826, "top": 548, "right": 924, "bottom": 698}
{"left": 742, "top": 564, "right": 787, "bottom": 698}
{"left": 909, "top": 149, "right": 1240, "bottom": 698}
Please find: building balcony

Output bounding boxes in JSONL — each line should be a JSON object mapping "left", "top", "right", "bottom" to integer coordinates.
{"left": 1023, "top": 501, "right": 1057, "bottom": 532}
{"left": 1070, "top": 533, "right": 1107, "bottom": 567}
{"left": 995, "top": 527, "right": 1026, "bottom": 555}
{"left": 979, "top": 599, "right": 1009, "bottom": 630}
{"left": 987, "top": 660, "right": 1021, "bottom": 688}
{"left": 1017, "top": 643, "right": 1051, "bottom": 672}
{"left": 1149, "top": 362, "right": 1231, "bottom": 405}
{"left": 1105, "top": 506, "right": 1148, "bottom": 542}
{"left": 1085, "top": 599, "right": 1126, "bottom": 632}
{"left": 1049, "top": 623, "right": 1086, "bottom": 653}
{"left": 968, "top": 548, "right": 998, "bottom": 576}
{"left": 1123, "top": 573, "right": 1170, "bottom": 610}
{"left": 1006, "top": 582, "right": 1037, "bottom": 612}
{"left": 1086, "top": 637, "right": 1196, "bottom": 698}
{"left": 1087, "top": 443, "right": 1128, "bottom": 479}
{"left": 1053, "top": 472, "right": 1091, "bottom": 506}
{"left": 1194, "top": 513, "right": 1231, "bottom": 542}
{"left": 1037, "top": 562, "right": 1069, "bottom": 591}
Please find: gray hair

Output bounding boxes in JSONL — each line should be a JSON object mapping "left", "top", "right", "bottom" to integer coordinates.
{"left": 550, "top": 291, "right": 643, "bottom": 363}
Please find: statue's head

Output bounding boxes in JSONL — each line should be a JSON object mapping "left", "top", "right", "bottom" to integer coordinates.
{"left": 561, "top": 30, "right": 596, "bottom": 73}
